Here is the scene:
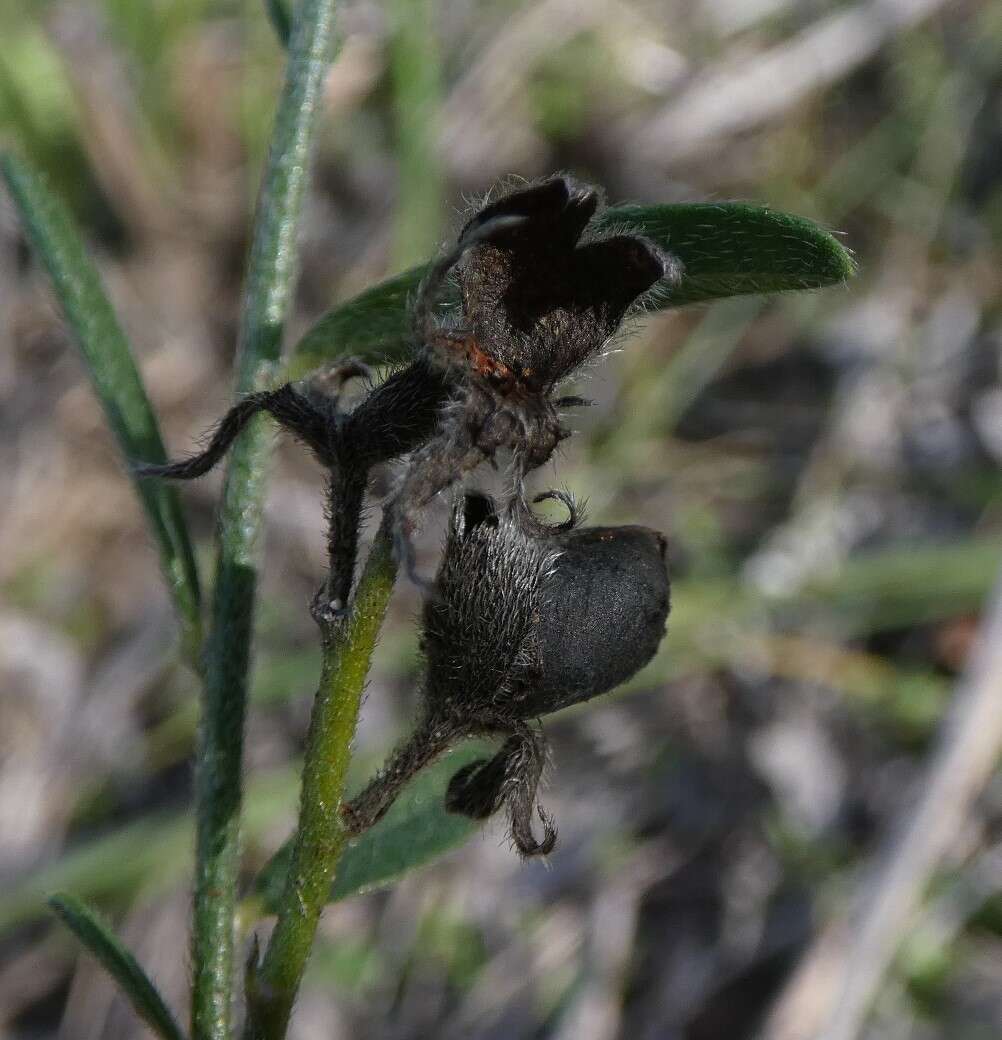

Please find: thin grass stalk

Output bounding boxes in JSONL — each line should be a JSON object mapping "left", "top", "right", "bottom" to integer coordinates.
{"left": 388, "top": 0, "right": 443, "bottom": 269}
{"left": 191, "top": 1, "right": 337, "bottom": 1036}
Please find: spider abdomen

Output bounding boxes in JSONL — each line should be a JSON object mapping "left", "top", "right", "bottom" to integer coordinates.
{"left": 525, "top": 525, "right": 670, "bottom": 716}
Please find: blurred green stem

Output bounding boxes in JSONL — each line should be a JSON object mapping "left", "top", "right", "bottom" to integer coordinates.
{"left": 246, "top": 519, "right": 399, "bottom": 1039}
{"left": 191, "top": 1, "right": 337, "bottom": 1038}
{"left": 389, "top": 0, "right": 443, "bottom": 268}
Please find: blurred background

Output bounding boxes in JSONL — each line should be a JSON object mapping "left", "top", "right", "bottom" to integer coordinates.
{"left": 2, "top": 0, "right": 1001, "bottom": 1036}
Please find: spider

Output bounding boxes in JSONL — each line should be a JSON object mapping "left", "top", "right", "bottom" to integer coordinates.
{"left": 138, "top": 176, "right": 678, "bottom": 609}
{"left": 340, "top": 489, "right": 671, "bottom": 856}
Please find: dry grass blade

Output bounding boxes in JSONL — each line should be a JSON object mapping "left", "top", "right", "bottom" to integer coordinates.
{"left": 761, "top": 571, "right": 1002, "bottom": 1040}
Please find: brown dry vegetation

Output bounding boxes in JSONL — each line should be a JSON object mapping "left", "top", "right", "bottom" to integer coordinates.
{"left": 2, "top": 0, "right": 1002, "bottom": 1037}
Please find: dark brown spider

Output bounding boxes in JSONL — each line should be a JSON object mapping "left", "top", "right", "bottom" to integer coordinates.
{"left": 341, "top": 489, "right": 671, "bottom": 856}
{"left": 137, "top": 176, "right": 677, "bottom": 610}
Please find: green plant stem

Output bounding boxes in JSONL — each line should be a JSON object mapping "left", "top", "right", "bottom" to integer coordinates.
{"left": 388, "top": 0, "right": 442, "bottom": 269}
{"left": 190, "top": 2, "right": 337, "bottom": 1038}
{"left": 246, "top": 519, "right": 399, "bottom": 1040}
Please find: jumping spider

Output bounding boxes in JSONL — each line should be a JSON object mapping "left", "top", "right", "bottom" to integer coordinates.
{"left": 341, "top": 489, "right": 671, "bottom": 856}
{"left": 138, "top": 175, "right": 678, "bottom": 611}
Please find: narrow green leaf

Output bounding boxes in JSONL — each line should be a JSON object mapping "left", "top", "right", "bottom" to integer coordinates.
{"left": 256, "top": 739, "right": 496, "bottom": 912}
{"left": 290, "top": 201, "right": 855, "bottom": 369}
{"left": 388, "top": 0, "right": 443, "bottom": 268}
{"left": 263, "top": 0, "right": 292, "bottom": 47}
{"left": 0, "top": 152, "right": 202, "bottom": 655}
{"left": 49, "top": 893, "right": 187, "bottom": 1040}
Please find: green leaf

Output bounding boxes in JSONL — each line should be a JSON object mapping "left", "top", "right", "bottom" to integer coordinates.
{"left": 290, "top": 201, "right": 855, "bottom": 369}
{"left": 256, "top": 739, "right": 496, "bottom": 912}
{"left": 0, "top": 766, "right": 301, "bottom": 936}
{"left": 600, "top": 202, "right": 857, "bottom": 307}
{"left": 290, "top": 266, "right": 423, "bottom": 375}
{"left": 0, "top": 152, "right": 202, "bottom": 655}
{"left": 49, "top": 893, "right": 187, "bottom": 1040}
{"left": 191, "top": 1, "right": 339, "bottom": 1034}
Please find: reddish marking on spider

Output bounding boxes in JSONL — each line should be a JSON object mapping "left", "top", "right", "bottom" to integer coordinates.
{"left": 434, "top": 331, "right": 518, "bottom": 385}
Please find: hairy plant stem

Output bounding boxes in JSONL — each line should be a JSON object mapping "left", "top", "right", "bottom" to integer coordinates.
{"left": 246, "top": 518, "right": 399, "bottom": 1040}
{"left": 191, "top": 1, "right": 337, "bottom": 1037}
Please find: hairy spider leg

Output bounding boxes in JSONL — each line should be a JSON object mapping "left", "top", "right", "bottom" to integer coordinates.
{"left": 385, "top": 422, "right": 486, "bottom": 589}
{"left": 133, "top": 359, "right": 377, "bottom": 481}
{"left": 499, "top": 721, "right": 556, "bottom": 857}
{"left": 343, "top": 716, "right": 554, "bottom": 858}
{"left": 137, "top": 361, "right": 384, "bottom": 614}
{"left": 339, "top": 713, "right": 465, "bottom": 836}
{"left": 132, "top": 390, "right": 293, "bottom": 481}
{"left": 444, "top": 721, "right": 556, "bottom": 857}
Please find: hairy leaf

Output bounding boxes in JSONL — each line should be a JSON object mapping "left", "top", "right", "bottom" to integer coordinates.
{"left": 291, "top": 201, "right": 855, "bottom": 368}
{"left": 602, "top": 202, "right": 856, "bottom": 306}
{"left": 49, "top": 893, "right": 186, "bottom": 1040}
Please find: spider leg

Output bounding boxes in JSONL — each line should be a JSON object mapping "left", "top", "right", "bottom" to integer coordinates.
{"left": 133, "top": 389, "right": 299, "bottom": 480}
{"left": 303, "top": 357, "right": 374, "bottom": 415}
{"left": 307, "top": 459, "right": 370, "bottom": 625}
{"left": 504, "top": 721, "right": 556, "bottom": 858}
{"left": 386, "top": 426, "right": 485, "bottom": 588}
{"left": 136, "top": 383, "right": 336, "bottom": 479}
{"left": 340, "top": 714, "right": 464, "bottom": 836}
{"left": 447, "top": 722, "right": 556, "bottom": 857}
